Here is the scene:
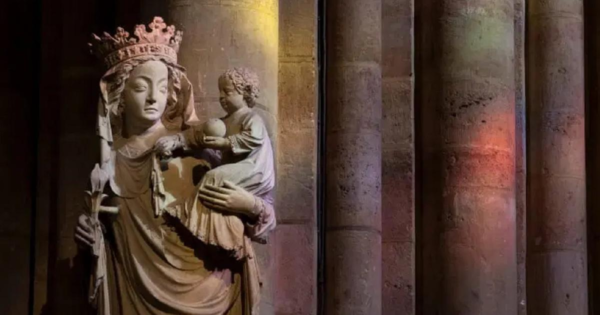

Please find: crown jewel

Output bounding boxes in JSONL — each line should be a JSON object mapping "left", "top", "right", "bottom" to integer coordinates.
{"left": 89, "top": 17, "right": 183, "bottom": 68}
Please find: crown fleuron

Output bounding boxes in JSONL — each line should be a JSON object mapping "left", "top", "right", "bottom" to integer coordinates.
{"left": 89, "top": 17, "right": 183, "bottom": 68}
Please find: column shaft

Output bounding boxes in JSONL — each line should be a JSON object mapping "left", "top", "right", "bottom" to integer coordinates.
{"left": 325, "top": 1, "right": 382, "bottom": 314}
{"left": 417, "top": 0, "right": 517, "bottom": 314}
{"left": 527, "top": 1, "right": 587, "bottom": 314}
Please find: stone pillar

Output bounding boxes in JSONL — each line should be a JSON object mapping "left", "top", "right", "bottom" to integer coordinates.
{"left": 276, "top": 0, "right": 318, "bottom": 314}
{"left": 166, "top": 2, "right": 278, "bottom": 314}
{"left": 325, "top": 1, "right": 382, "bottom": 315}
{"left": 527, "top": 1, "right": 587, "bottom": 314}
{"left": 382, "top": 0, "right": 414, "bottom": 314}
{"left": 416, "top": 0, "right": 517, "bottom": 314}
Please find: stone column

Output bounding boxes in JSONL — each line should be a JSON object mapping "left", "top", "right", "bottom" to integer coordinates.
{"left": 416, "top": 0, "right": 517, "bottom": 314}
{"left": 527, "top": 1, "right": 587, "bottom": 314}
{"left": 325, "top": 1, "right": 382, "bottom": 315}
{"left": 382, "top": 0, "right": 414, "bottom": 314}
{"left": 166, "top": 1, "right": 278, "bottom": 314}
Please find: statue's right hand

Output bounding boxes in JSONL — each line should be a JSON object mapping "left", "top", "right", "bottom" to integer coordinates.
{"left": 74, "top": 214, "right": 95, "bottom": 249}
{"left": 154, "top": 134, "right": 183, "bottom": 157}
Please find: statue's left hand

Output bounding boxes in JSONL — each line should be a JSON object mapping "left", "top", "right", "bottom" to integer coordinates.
{"left": 199, "top": 180, "right": 260, "bottom": 219}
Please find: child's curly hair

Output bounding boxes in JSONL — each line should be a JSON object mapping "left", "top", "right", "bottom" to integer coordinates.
{"left": 220, "top": 67, "right": 260, "bottom": 107}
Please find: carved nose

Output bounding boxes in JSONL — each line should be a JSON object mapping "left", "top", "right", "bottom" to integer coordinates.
{"left": 147, "top": 97, "right": 156, "bottom": 105}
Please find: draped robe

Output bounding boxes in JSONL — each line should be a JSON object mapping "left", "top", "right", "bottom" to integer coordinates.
{"left": 98, "top": 123, "right": 276, "bottom": 315}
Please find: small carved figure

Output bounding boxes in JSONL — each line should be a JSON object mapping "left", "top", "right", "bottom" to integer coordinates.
{"left": 155, "top": 68, "right": 275, "bottom": 259}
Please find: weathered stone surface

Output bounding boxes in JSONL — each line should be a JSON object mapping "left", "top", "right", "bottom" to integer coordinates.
{"left": 326, "top": 231, "right": 382, "bottom": 315}
{"left": 325, "top": 1, "right": 382, "bottom": 314}
{"left": 278, "top": 62, "right": 317, "bottom": 131}
{"left": 326, "top": 1, "right": 381, "bottom": 64}
{"left": 417, "top": 0, "right": 517, "bottom": 313}
{"left": 275, "top": 224, "right": 316, "bottom": 315}
{"left": 277, "top": 0, "right": 318, "bottom": 313}
{"left": 326, "top": 130, "right": 382, "bottom": 229}
{"left": 527, "top": 252, "right": 588, "bottom": 314}
{"left": 279, "top": 0, "right": 316, "bottom": 59}
{"left": 382, "top": 241, "right": 413, "bottom": 315}
{"left": 527, "top": 0, "right": 587, "bottom": 313}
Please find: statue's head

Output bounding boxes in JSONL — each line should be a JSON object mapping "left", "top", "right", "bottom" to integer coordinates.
{"left": 218, "top": 68, "right": 260, "bottom": 114}
{"left": 122, "top": 60, "right": 168, "bottom": 130}
{"left": 90, "top": 17, "right": 197, "bottom": 140}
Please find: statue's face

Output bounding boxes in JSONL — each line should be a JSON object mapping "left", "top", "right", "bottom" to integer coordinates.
{"left": 122, "top": 60, "right": 169, "bottom": 129}
{"left": 218, "top": 75, "right": 246, "bottom": 114}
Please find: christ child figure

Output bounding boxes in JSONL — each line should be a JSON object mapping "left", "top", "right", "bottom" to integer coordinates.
{"left": 155, "top": 67, "right": 275, "bottom": 259}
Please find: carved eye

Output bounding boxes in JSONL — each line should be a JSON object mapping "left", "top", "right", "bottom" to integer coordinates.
{"left": 134, "top": 85, "right": 147, "bottom": 92}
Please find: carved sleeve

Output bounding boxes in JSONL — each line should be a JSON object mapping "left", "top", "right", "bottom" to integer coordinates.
{"left": 245, "top": 195, "right": 276, "bottom": 244}
{"left": 228, "top": 115, "right": 265, "bottom": 155}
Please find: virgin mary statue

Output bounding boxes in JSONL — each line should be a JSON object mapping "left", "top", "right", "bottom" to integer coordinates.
{"left": 74, "top": 17, "right": 276, "bottom": 315}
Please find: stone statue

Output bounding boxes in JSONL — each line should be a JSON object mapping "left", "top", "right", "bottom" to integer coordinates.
{"left": 155, "top": 67, "right": 275, "bottom": 258}
{"left": 74, "top": 17, "right": 276, "bottom": 315}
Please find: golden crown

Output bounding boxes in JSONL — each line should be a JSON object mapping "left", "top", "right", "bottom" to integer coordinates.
{"left": 89, "top": 17, "right": 182, "bottom": 68}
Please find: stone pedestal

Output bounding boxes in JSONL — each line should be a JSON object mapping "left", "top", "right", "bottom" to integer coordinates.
{"left": 325, "top": 1, "right": 383, "bottom": 314}
{"left": 527, "top": 1, "right": 587, "bottom": 314}
{"left": 417, "top": 0, "right": 517, "bottom": 314}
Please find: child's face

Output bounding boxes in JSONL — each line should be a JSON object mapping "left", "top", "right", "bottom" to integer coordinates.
{"left": 218, "top": 76, "right": 246, "bottom": 114}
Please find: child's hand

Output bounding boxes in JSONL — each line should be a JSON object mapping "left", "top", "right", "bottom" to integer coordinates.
{"left": 201, "top": 136, "right": 231, "bottom": 150}
{"left": 155, "top": 134, "right": 184, "bottom": 157}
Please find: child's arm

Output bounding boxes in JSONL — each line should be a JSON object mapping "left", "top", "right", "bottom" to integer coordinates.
{"left": 227, "top": 114, "right": 266, "bottom": 155}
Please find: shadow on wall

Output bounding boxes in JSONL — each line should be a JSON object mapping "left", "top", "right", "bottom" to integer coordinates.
{"left": 43, "top": 253, "right": 94, "bottom": 315}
